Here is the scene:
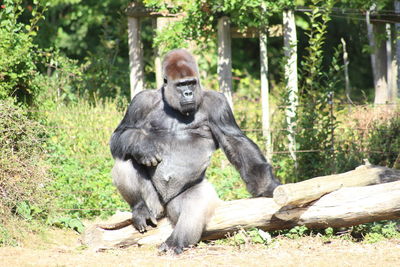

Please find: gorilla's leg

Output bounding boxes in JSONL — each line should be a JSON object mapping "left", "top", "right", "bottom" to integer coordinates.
{"left": 112, "top": 159, "right": 164, "bottom": 233}
{"left": 159, "top": 179, "right": 220, "bottom": 254}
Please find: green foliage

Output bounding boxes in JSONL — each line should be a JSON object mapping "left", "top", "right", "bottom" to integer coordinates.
{"left": 334, "top": 107, "right": 400, "bottom": 172}
{"left": 32, "top": 0, "right": 131, "bottom": 101}
{"left": 1, "top": 0, "right": 399, "bottom": 244}
{"left": 215, "top": 228, "right": 273, "bottom": 247}
{"left": 207, "top": 151, "right": 251, "bottom": 200}
{"left": 143, "top": 0, "right": 294, "bottom": 53}
{"left": 37, "top": 0, "right": 130, "bottom": 59}
{"left": 0, "top": 0, "right": 48, "bottom": 104}
{"left": 277, "top": 0, "right": 344, "bottom": 182}
{"left": 35, "top": 51, "right": 85, "bottom": 104}
{"left": 283, "top": 225, "right": 310, "bottom": 239}
{"left": 0, "top": 99, "right": 50, "bottom": 244}
{"left": 352, "top": 221, "right": 400, "bottom": 243}
{"left": 48, "top": 217, "right": 85, "bottom": 233}
{"left": 367, "top": 116, "right": 400, "bottom": 168}
{"left": 338, "top": 0, "right": 392, "bottom": 10}
{"left": 0, "top": 223, "right": 18, "bottom": 246}
{"left": 44, "top": 100, "right": 128, "bottom": 222}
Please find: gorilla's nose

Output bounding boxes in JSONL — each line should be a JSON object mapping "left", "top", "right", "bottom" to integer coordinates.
{"left": 183, "top": 90, "right": 193, "bottom": 99}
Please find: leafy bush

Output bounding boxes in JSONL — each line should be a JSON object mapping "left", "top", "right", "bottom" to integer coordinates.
{"left": 351, "top": 221, "right": 400, "bottom": 243}
{"left": 335, "top": 106, "right": 400, "bottom": 172}
{"left": 44, "top": 99, "right": 128, "bottom": 222}
{"left": 0, "top": 0, "right": 47, "bottom": 105}
{"left": 0, "top": 99, "right": 49, "bottom": 245}
{"left": 207, "top": 150, "right": 251, "bottom": 200}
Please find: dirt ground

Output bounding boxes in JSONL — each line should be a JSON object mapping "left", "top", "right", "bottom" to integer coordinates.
{"left": 1, "top": 229, "right": 400, "bottom": 267}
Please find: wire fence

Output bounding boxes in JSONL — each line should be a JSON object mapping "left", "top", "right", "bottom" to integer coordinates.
{"left": 3, "top": 100, "right": 394, "bottom": 213}
{"left": 9, "top": 100, "right": 397, "bottom": 158}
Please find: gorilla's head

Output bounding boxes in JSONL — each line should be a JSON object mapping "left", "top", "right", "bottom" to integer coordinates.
{"left": 161, "top": 49, "right": 203, "bottom": 116}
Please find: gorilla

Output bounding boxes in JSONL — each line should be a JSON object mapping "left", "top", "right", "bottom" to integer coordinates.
{"left": 110, "top": 49, "right": 280, "bottom": 254}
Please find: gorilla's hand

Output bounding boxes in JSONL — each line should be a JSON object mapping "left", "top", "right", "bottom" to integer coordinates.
{"left": 247, "top": 163, "right": 281, "bottom": 198}
{"left": 132, "top": 141, "right": 162, "bottom": 167}
{"left": 262, "top": 176, "right": 281, "bottom": 197}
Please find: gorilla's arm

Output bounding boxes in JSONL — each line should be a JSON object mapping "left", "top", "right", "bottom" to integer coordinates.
{"left": 110, "top": 91, "right": 162, "bottom": 166}
{"left": 206, "top": 92, "right": 280, "bottom": 197}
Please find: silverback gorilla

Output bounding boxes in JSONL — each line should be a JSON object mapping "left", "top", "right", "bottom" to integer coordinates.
{"left": 110, "top": 49, "right": 280, "bottom": 254}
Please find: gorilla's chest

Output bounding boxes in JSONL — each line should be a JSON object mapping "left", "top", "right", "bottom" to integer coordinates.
{"left": 146, "top": 111, "right": 214, "bottom": 145}
{"left": 145, "top": 114, "right": 216, "bottom": 203}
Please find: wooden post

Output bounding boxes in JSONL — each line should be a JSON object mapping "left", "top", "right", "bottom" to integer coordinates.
{"left": 386, "top": 23, "right": 394, "bottom": 102}
{"left": 260, "top": 27, "right": 272, "bottom": 161}
{"left": 283, "top": 9, "right": 298, "bottom": 166}
{"left": 217, "top": 16, "right": 234, "bottom": 110}
{"left": 155, "top": 17, "right": 174, "bottom": 89}
{"left": 395, "top": 1, "right": 400, "bottom": 99}
{"left": 341, "top": 38, "right": 352, "bottom": 104}
{"left": 127, "top": 16, "right": 144, "bottom": 99}
{"left": 366, "top": 8, "right": 389, "bottom": 104}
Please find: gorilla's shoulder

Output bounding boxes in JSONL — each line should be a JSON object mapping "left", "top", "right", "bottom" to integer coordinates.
{"left": 202, "top": 90, "right": 228, "bottom": 104}
{"left": 133, "top": 89, "right": 161, "bottom": 101}
{"left": 127, "top": 89, "right": 162, "bottom": 114}
{"left": 129, "top": 89, "right": 161, "bottom": 105}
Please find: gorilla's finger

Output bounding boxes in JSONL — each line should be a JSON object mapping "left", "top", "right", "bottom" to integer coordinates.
{"left": 150, "top": 157, "right": 158, "bottom": 166}
{"left": 149, "top": 215, "right": 157, "bottom": 226}
{"left": 155, "top": 154, "right": 162, "bottom": 162}
{"left": 174, "top": 247, "right": 183, "bottom": 255}
{"left": 138, "top": 157, "right": 146, "bottom": 165}
{"left": 158, "top": 242, "right": 168, "bottom": 253}
{"left": 144, "top": 159, "right": 152, "bottom": 167}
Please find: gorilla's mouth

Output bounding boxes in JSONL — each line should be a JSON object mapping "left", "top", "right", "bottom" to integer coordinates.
{"left": 180, "top": 101, "right": 196, "bottom": 115}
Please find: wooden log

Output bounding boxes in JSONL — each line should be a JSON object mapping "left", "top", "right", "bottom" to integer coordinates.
{"left": 82, "top": 180, "right": 400, "bottom": 251}
{"left": 273, "top": 165, "right": 400, "bottom": 207}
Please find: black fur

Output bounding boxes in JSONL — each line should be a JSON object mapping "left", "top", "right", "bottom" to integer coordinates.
{"left": 110, "top": 49, "right": 280, "bottom": 254}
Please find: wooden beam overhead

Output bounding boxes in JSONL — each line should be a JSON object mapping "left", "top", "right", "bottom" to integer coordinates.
{"left": 231, "top": 25, "right": 283, "bottom": 38}
{"left": 126, "top": 2, "right": 181, "bottom": 18}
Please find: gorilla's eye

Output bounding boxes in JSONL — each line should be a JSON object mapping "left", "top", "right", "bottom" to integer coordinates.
{"left": 177, "top": 80, "right": 197, "bottom": 87}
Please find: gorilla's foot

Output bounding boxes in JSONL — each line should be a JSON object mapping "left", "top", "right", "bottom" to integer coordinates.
{"left": 158, "top": 241, "right": 184, "bottom": 255}
{"left": 131, "top": 202, "right": 157, "bottom": 233}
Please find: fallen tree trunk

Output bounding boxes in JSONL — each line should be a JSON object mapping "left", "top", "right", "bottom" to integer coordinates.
{"left": 83, "top": 180, "right": 400, "bottom": 251}
{"left": 273, "top": 165, "right": 400, "bottom": 206}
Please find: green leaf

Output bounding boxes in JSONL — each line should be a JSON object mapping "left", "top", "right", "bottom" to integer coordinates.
{"left": 16, "top": 201, "right": 33, "bottom": 220}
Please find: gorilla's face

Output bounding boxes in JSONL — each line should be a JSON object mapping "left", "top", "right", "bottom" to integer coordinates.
{"left": 161, "top": 49, "right": 203, "bottom": 116}
{"left": 164, "top": 77, "right": 201, "bottom": 115}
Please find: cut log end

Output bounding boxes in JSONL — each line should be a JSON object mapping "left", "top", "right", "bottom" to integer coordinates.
{"left": 272, "top": 185, "right": 288, "bottom": 206}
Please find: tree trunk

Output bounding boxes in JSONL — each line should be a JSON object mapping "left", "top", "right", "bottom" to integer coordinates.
{"left": 154, "top": 17, "right": 171, "bottom": 89}
{"left": 260, "top": 26, "right": 271, "bottom": 160}
{"left": 366, "top": 9, "right": 389, "bottom": 104}
{"left": 341, "top": 38, "right": 352, "bottom": 104}
{"left": 82, "top": 166, "right": 400, "bottom": 251}
{"left": 283, "top": 9, "right": 299, "bottom": 167}
{"left": 395, "top": 1, "right": 400, "bottom": 99}
{"left": 127, "top": 17, "right": 144, "bottom": 99}
{"left": 217, "top": 16, "right": 234, "bottom": 111}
